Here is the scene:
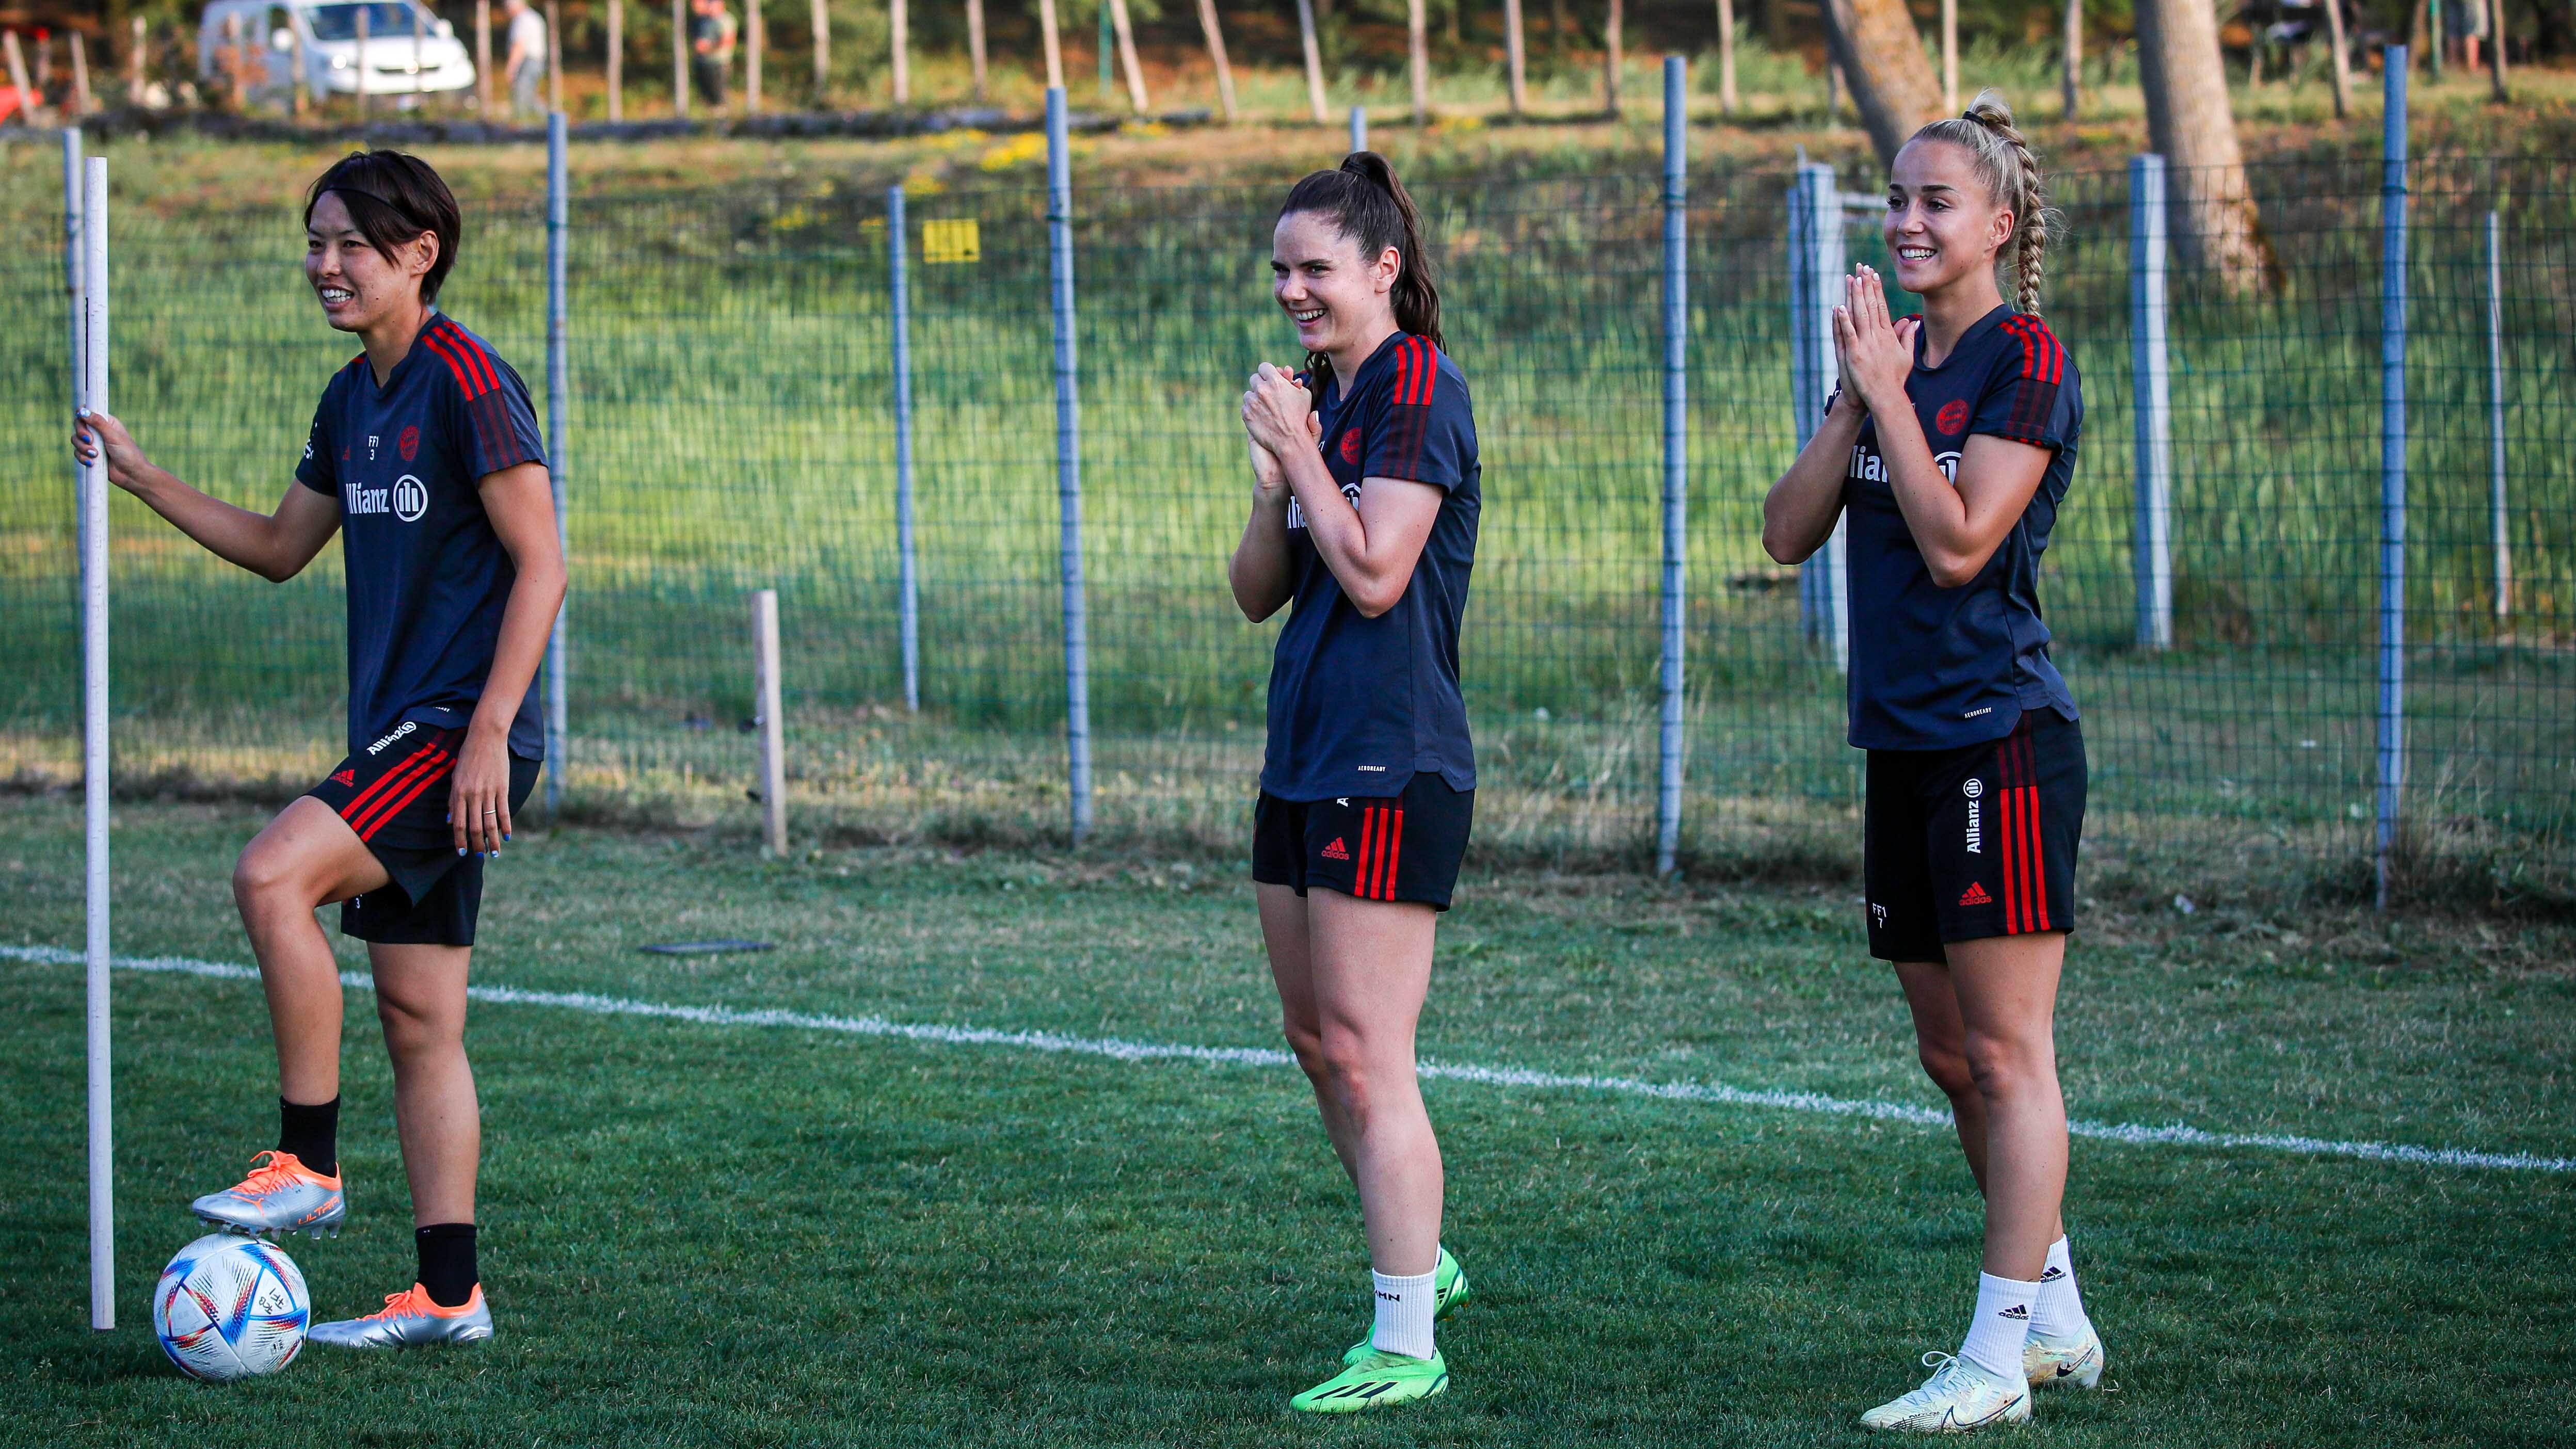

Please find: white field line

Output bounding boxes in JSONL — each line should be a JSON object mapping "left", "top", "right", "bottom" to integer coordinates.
{"left": 10, "top": 943, "right": 2571, "bottom": 1174}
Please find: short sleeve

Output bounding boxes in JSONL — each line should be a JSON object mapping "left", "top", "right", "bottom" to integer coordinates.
{"left": 295, "top": 384, "right": 339, "bottom": 496}
{"left": 1972, "top": 315, "right": 2076, "bottom": 452}
{"left": 428, "top": 334, "right": 547, "bottom": 480}
{"left": 1362, "top": 336, "right": 1473, "bottom": 491}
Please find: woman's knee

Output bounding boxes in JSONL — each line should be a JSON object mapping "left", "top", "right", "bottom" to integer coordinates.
{"left": 1961, "top": 1030, "right": 2054, "bottom": 1103}
{"left": 231, "top": 839, "right": 308, "bottom": 912}
{"left": 375, "top": 993, "right": 461, "bottom": 1060}
{"left": 1916, "top": 1041, "right": 1977, "bottom": 1100}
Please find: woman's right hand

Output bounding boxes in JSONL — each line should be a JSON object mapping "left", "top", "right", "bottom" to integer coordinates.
{"left": 70, "top": 408, "right": 152, "bottom": 496}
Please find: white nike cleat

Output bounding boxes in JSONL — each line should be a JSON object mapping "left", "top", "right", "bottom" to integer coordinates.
{"left": 1861, "top": 1352, "right": 2034, "bottom": 1432}
{"left": 190, "top": 1151, "right": 345, "bottom": 1239}
{"left": 308, "top": 1283, "right": 494, "bottom": 1349}
{"left": 2023, "top": 1326, "right": 2105, "bottom": 1389}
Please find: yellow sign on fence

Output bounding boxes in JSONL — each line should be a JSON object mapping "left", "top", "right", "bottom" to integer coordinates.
{"left": 923, "top": 218, "right": 982, "bottom": 265}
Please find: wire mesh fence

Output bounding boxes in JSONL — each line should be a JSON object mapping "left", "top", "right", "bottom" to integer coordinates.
{"left": 3, "top": 136, "right": 2570, "bottom": 896}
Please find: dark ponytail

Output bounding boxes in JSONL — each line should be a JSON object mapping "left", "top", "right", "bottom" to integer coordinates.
{"left": 1279, "top": 151, "right": 1444, "bottom": 390}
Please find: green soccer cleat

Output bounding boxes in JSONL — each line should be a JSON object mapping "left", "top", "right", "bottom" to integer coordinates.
{"left": 1341, "top": 1246, "right": 1474, "bottom": 1365}
{"left": 1291, "top": 1347, "right": 1449, "bottom": 1414}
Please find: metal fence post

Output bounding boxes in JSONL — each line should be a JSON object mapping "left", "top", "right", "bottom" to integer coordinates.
{"left": 1788, "top": 162, "right": 1847, "bottom": 670}
{"left": 2129, "top": 153, "right": 2173, "bottom": 651}
{"left": 62, "top": 128, "right": 83, "bottom": 562}
{"left": 889, "top": 184, "right": 919, "bottom": 712}
{"left": 2487, "top": 208, "right": 2508, "bottom": 620}
{"left": 79, "top": 153, "right": 114, "bottom": 1334}
{"left": 1349, "top": 104, "right": 1366, "bottom": 153}
{"left": 1656, "top": 56, "right": 1687, "bottom": 877}
{"left": 1046, "top": 88, "right": 1094, "bottom": 841}
{"left": 2376, "top": 53, "right": 2409, "bottom": 910}
{"left": 543, "top": 112, "right": 571, "bottom": 812}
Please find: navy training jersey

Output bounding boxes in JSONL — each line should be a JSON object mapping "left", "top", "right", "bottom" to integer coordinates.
{"left": 1260, "top": 331, "right": 1481, "bottom": 801}
{"left": 1842, "top": 305, "right": 2082, "bottom": 751}
{"left": 294, "top": 313, "right": 549, "bottom": 760}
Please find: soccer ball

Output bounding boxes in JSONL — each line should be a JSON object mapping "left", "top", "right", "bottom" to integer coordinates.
{"left": 151, "top": 1233, "right": 311, "bottom": 1381}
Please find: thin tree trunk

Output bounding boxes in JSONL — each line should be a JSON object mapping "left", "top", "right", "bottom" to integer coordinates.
{"left": 1109, "top": 0, "right": 1147, "bottom": 111}
{"left": 2486, "top": 0, "right": 2508, "bottom": 96}
{"left": 1602, "top": 0, "right": 1621, "bottom": 114}
{"left": 1820, "top": 0, "right": 1942, "bottom": 164}
{"left": 1940, "top": 0, "right": 1956, "bottom": 110}
{"left": 1196, "top": 0, "right": 1236, "bottom": 120}
{"left": 1294, "top": 0, "right": 1327, "bottom": 121}
{"left": 608, "top": 0, "right": 624, "bottom": 118}
{"left": 670, "top": 0, "right": 685, "bottom": 116}
{"left": 967, "top": 0, "right": 988, "bottom": 101}
{"left": 1409, "top": 0, "right": 1429, "bottom": 123}
{"left": 746, "top": 0, "right": 761, "bottom": 110}
{"left": 130, "top": 16, "right": 146, "bottom": 106}
{"left": 1716, "top": 0, "right": 1737, "bottom": 114}
{"left": 2062, "top": 0, "right": 2080, "bottom": 118}
{"left": 1038, "top": 0, "right": 1063, "bottom": 92}
{"left": 1507, "top": 0, "right": 1528, "bottom": 114}
{"left": 2135, "top": 0, "right": 2270, "bottom": 289}
{"left": 890, "top": 0, "right": 907, "bottom": 104}
{"left": 1551, "top": 0, "right": 1569, "bottom": 52}
{"left": 3, "top": 32, "right": 43, "bottom": 124}
{"left": 71, "top": 31, "right": 91, "bottom": 114}
{"left": 547, "top": 0, "right": 563, "bottom": 110}
{"left": 2322, "top": 0, "right": 2349, "bottom": 117}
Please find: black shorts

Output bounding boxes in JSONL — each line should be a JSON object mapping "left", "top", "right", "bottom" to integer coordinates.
{"left": 1252, "top": 775, "right": 1474, "bottom": 911}
{"left": 306, "top": 722, "right": 541, "bottom": 948}
{"left": 1864, "top": 710, "right": 2084, "bottom": 963}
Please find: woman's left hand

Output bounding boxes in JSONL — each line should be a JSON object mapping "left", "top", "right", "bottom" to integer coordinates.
{"left": 1241, "top": 363, "right": 1314, "bottom": 460}
{"left": 1835, "top": 265, "right": 1917, "bottom": 417}
{"left": 449, "top": 722, "right": 514, "bottom": 857}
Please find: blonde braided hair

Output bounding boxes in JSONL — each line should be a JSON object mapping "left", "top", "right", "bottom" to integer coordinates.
{"left": 1910, "top": 89, "right": 2055, "bottom": 317}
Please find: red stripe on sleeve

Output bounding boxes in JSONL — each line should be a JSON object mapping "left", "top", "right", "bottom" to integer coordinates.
{"left": 442, "top": 323, "right": 504, "bottom": 395}
{"left": 1414, "top": 339, "right": 1438, "bottom": 408}
{"left": 417, "top": 330, "right": 485, "bottom": 399}
{"left": 1393, "top": 342, "right": 1414, "bottom": 411}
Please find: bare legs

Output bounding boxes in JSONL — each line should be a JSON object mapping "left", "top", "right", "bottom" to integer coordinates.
{"left": 1260, "top": 883, "right": 1443, "bottom": 1278}
{"left": 1895, "top": 932, "right": 2068, "bottom": 1281}
{"left": 230, "top": 796, "right": 479, "bottom": 1226}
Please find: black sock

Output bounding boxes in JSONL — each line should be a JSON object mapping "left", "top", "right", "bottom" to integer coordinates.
{"left": 277, "top": 1096, "right": 339, "bottom": 1178}
{"left": 415, "top": 1223, "right": 479, "bottom": 1308}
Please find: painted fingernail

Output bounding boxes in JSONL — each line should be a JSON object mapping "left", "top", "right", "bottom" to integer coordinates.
{"left": 457, "top": 847, "right": 468, "bottom": 856}
{"left": 503, "top": 832, "right": 511, "bottom": 841}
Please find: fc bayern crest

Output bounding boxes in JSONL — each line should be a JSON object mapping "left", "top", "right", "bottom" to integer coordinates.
{"left": 1340, "top": 428, "right": 1363, "bottom": 464}
{"left": 398, "top": 424, "right": 420, "bottom": 461}
{"left": 1935, "top": 399, "right": 1970, "bottom": 436}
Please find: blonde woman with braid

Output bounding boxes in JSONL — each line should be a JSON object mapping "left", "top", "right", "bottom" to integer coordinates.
{"left": 1762, "top": 92, "right": 2103, "bottom": 1431}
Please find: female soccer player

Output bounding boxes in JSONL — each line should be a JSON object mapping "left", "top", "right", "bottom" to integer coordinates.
{"left": 1761, "top": 93, "right": 2103, "bottom": 1432}
{"left": 1229, "top": 153, "right": 1481, "bottom": 1414}
{"left": 72, "top": 150, "right": 562, "bottom": 1349}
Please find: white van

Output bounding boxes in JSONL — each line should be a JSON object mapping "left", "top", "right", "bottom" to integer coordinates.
{"left": 198, "top": 0, "right": 476, "bottom": 102}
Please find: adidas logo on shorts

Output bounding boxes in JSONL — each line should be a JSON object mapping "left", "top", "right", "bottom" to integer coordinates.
{"left": 1321, "top": 838, "right": 1351, "bottom": 861}
{"left": 1958, "top": 881, "right": 1992, "bottom": 907}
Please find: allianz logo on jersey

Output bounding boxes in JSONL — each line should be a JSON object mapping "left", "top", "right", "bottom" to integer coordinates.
{"left": 345, "top": 474, "right": 430, "bottom": 523}
{"left": 1847, "top": 446, "right": 1963, "bottom": 484}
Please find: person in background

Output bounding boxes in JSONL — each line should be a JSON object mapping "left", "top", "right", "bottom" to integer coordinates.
{"left": 2445, "top": 0, "right": 2488, "bottom": 72}
{"left": 503, "top": 0, "right": 546, "bottom": 118}
{"left": 689, "top": 0, "right": 735, "bottom": 109}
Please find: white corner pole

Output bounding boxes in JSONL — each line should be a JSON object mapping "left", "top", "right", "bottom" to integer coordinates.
{"left": 753, "top": 589, "right": 787, "bottom": 855}
{"left": 81, "top": 153, "right": 115, "bottom": 1334}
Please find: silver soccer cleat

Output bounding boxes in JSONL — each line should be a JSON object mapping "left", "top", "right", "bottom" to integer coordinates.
{"left": 190, "top": 1151, "right": 346, "bottom": 1239}
{"left": 308, "top": 1284, "right": 494, "bottom": 1349}
{"left": 1860, "top": 1352, "right": 2034, "bottom": 1433}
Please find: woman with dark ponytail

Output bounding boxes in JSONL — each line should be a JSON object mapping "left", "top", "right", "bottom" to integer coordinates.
{"left": 1762, "top": 92, "right": 2104, "bottom": 1433}
{"left": 1229, "top": 152, "right": 1481, "bottom": 1415}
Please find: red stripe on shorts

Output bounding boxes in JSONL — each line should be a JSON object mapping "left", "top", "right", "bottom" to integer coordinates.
{"left": 350, "top": 748, "right": 454, "bottom": 841}
{"left": 340, "top": 742, "right": 441, "bottom": 823}
{"left": 1382, "top": 807, "right": 1404, "bottom": 899}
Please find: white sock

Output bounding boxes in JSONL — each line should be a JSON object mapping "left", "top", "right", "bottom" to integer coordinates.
{"left": 1958, "top": 1272, "right": 2038, "bottom": 1382}
{"left": 1369, "top": 1268, "right": 1437, "bottom": 1359}
{"left": 2031, "top": 1235, "right": 2094, "bottom": 1345}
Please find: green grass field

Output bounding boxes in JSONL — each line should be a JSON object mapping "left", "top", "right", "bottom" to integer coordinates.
{"left": 3, "top": 794, "right": 2571, "bottom": 1445}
